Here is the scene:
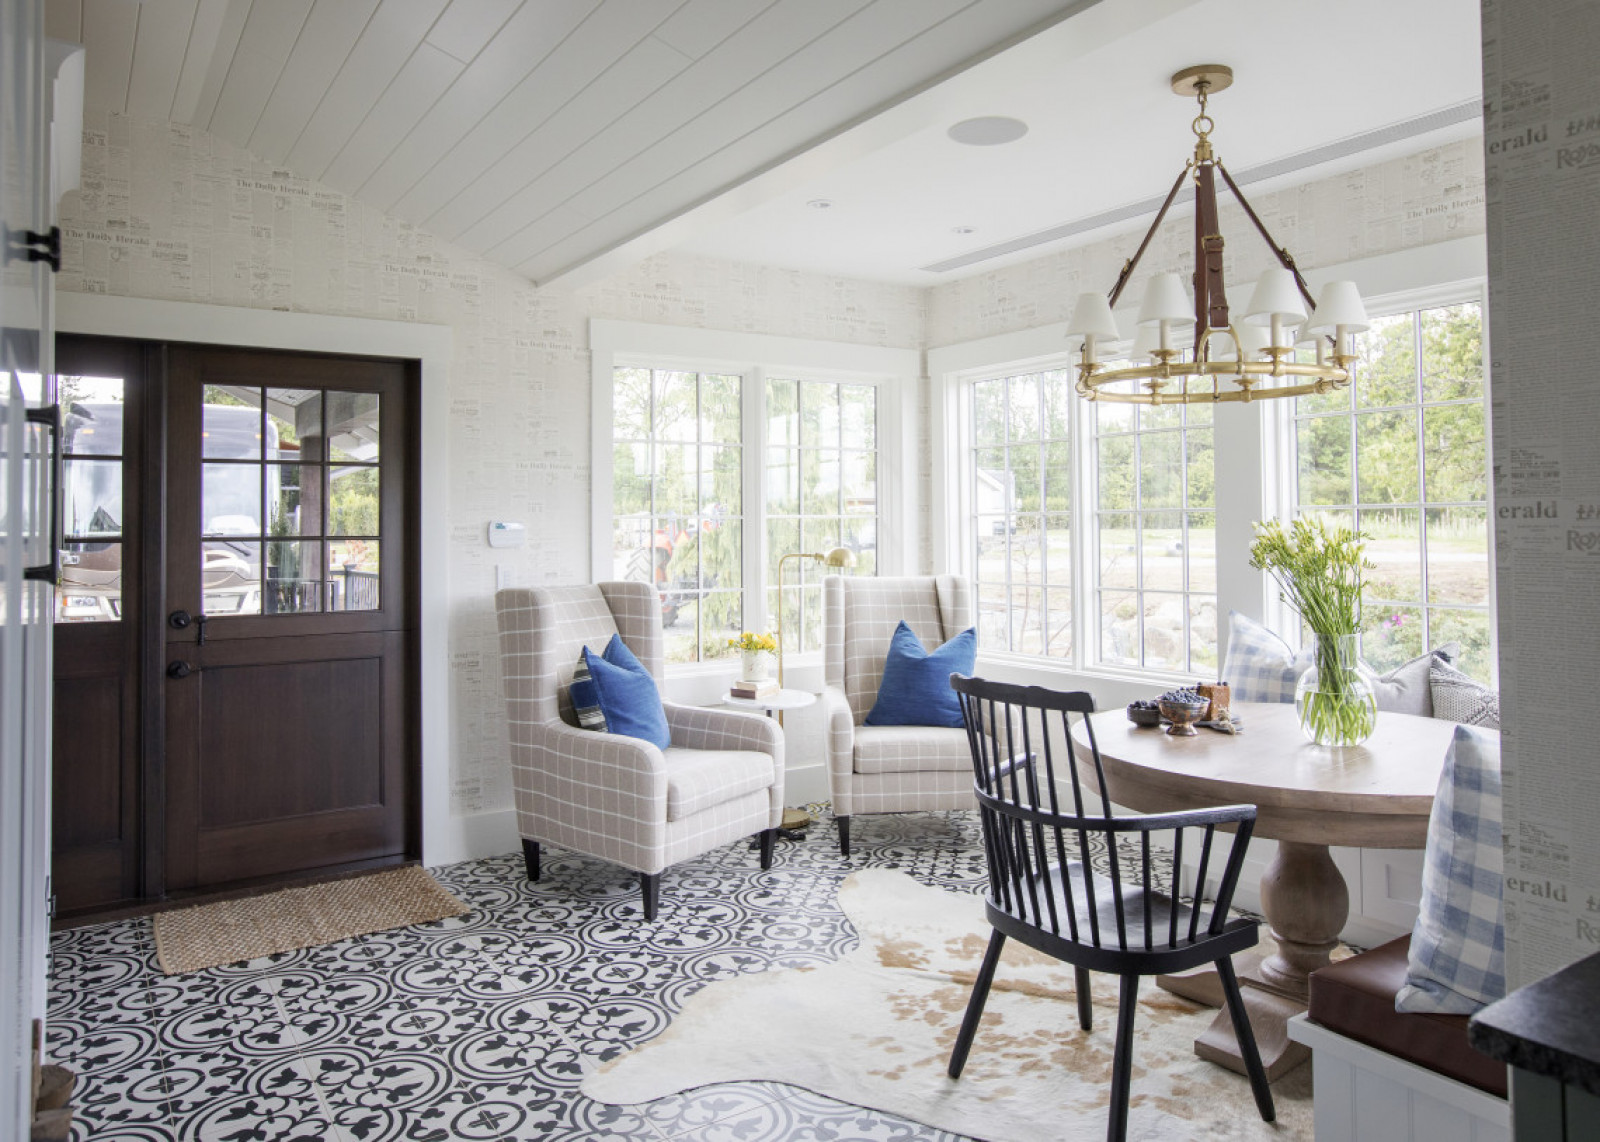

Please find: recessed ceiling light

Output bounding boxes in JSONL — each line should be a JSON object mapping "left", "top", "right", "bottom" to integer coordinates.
{"left": 947, "top": 116, "right": 1028, "bottom": 146}
{"left": 952, "top": 226, "right": 976, "bottom": 235}
{"left": 807, "top": 198, "right": 833, "bottom": 210}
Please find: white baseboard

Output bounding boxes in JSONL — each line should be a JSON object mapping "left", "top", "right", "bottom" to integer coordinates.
{"left": 424, "top": 808, "right": 520, "bottom": 868}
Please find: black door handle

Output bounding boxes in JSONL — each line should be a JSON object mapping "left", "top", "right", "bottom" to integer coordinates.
{"left": 23, "top": 404, "right": 61, "bottom": 583}
{"left": 166, "top": 661, "right": 192, "bottom": 680}
{"left": 169, "top": 610, "right": 192, "bottom": 629}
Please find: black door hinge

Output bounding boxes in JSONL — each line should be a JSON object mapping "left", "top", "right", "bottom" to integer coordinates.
{"left": 46, "top": 875, "right": 56, "bottom": 921}
{"left": 6, "top": 226, "right": 61, "bottom": 273}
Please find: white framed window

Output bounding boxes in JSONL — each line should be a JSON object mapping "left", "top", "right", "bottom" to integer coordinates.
{"left": 1290, "top": 294, "right": 1493, "bottom": 681}
{"left": 967, "top": 369, "right": 1074, "bottom": 657}
{"left": 930, "top": 237, "right": 1491, "bottom": 686}
{"left": 765, "top": 378, "right": 878, "bottom": 654}
{"left": 1091, "top": 381, "right": 1217, "bottom": 673}
{"left": 610, "top": 366, "right": 745, "bottom": 664}
{"left": 591, "top": 321, "right": 915, "bottom": 671}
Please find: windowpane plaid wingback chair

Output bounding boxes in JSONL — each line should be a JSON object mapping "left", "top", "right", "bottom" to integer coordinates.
{"left": 822, "top": 574, "right": 975, "bottom": 855}
{"left": 495, "top": 581, "right": 783, "bottom": 919}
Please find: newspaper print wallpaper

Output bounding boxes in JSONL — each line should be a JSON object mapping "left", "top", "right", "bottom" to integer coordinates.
{"left": 1482, "top": 0, "right": 1600, "bottom": 987}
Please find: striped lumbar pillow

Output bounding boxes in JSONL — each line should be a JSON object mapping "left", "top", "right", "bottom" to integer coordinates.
{"left": 570, "top": 648, "right": 609, "bottom": 731}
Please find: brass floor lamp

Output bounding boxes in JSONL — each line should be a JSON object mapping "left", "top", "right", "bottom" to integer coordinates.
{"left": 775, "top": 546, "right": 855, "bottom": 688}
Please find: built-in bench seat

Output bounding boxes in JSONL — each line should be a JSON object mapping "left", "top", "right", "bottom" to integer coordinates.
{"left": 1288, "top": 935, "right": 1510, "bottom": 1142}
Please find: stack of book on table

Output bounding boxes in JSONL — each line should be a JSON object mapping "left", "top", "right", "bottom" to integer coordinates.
{"left": 730, "top": 678, "right": 780, "bottom": 700}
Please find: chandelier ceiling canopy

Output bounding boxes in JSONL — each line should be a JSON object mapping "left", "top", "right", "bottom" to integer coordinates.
{"left": 1068, "top": 65, "right": 1369, "bottom": 406}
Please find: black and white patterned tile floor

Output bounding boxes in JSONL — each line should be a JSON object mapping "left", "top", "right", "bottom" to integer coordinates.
{"left": 49, "top": 808, "right": 1003, "bottom": 1142}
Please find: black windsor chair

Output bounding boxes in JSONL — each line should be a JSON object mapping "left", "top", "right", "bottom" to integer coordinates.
{"left": 946, "top": 675, "right": 1275, "bottom": 1142}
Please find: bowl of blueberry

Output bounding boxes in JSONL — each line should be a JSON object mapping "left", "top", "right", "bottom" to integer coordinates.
{"left": 1156, "top": 688, "right": 1209, "bottom": 736}
{"left": 1126, "top": 699, "right": 1164, "bottom": 728}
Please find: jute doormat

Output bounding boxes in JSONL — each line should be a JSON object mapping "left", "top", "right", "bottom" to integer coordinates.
{"left": 152, "top": 865, "right": 469, "bottom": 974}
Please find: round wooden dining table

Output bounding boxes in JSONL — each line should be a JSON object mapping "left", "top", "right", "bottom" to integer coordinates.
{"left": 1071, "top": 700, "right": 1461, "bottom": 1078}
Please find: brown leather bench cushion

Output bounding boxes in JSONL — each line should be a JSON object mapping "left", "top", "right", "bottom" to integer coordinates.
{"left": 1308, "top": 935, "right": 1508, "bottom": 1097}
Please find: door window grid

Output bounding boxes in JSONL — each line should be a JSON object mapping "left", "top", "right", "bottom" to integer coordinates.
{"left": 59, "top": 375, "right": 125, "bottom": 622}
{"left": 766, "top": 379, "right": 878, "bottom": 655}
{"left": 1292, "top": 302, "right": 1491, "bottom": 681}
{"left": 968, "top": 371, "right": 1073, "bottom": 658}
{"left": 200, "top": 387, "right": 381, "bottom": 616}
{"left": 1092, "top": 374, "right": 1217, "bottom": 674}
{"left": 611, "top": 368, "right": 744, "bottom": 665}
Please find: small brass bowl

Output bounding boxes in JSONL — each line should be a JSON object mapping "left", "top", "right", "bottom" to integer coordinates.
{"left": 1158, "top": 699, "right": 1208, "bottom": 736}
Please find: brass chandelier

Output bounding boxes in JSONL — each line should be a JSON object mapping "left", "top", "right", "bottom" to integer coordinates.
{"left": 1068, "top": 65, "right": 1369, "bottom": 405}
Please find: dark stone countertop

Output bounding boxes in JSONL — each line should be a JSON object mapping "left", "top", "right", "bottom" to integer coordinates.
{"left": 1469, "top": 949, "right": 1600, "bottom": 1098}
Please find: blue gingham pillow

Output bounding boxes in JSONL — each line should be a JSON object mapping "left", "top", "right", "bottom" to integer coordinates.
{"left": 1395, "top": 724, "right": 1506, "bottom": 1014}
{"left": 1222, "top": 611, "right": 1311, "bottom": 702}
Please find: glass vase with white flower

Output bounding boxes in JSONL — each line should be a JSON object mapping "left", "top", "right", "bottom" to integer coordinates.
{"left": 1249, "top": 518, "right": 1379, "bottom": 746}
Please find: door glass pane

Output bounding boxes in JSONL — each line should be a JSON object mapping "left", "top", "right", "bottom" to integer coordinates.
{"left": 268, "top": 388, "right": 321, "bottom": 462}
{"left": 329, "top": 466, "right": 379, "bottom": 536}
{"left": 269, "top": 464, "right": 316, "bottom": 536}
{"left": 203, "top": 463, "right": 262, "bottom": 536}
{"left": 59, "top": 542, "right": 122, "bottom": 623}
{"left": 61, "top": 377, "right": 124, "bottom": 455}
{"left": 326, "top": 391, "right": 380, "bottom": 462}
{"left": 265, "top": 540, "right": 323, "bottom": 614}
{"left": 203, "top": 387, "right": 262, "bottom": 459}
{"left": 328, "top": 541, "right": 379, "bottom": 611}
{"left": 64, "top": 459, "right": 123, "bottom": 537}
{"left": 203, "top": 541, "right": 261, "bottom": 616}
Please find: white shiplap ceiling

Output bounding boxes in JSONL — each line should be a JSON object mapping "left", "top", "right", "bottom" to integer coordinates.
{"left": 47, "top": 0, "right": 1483, "bottom": 288}
{"left": 48, "top": 0, "right": 1108, "bottom": 284}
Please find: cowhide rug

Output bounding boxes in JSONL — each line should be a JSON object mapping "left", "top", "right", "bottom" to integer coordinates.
{"left": 583, "top": 869, "right": 1311, "bottom": 1140}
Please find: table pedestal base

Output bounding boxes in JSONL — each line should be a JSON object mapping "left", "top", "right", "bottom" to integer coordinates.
{"left": 1159, "top": 839, "right": 1350, "bottom": 1080}
{"left": 1194, "top": 983, "right": 1311, "bottom": 1081}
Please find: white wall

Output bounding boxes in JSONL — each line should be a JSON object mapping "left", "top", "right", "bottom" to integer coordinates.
{"left": 57, "top": 112, "right": 924, "bottom": 861}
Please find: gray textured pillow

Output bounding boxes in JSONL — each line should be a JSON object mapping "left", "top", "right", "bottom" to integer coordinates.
{"left": 1430, "top": 657, "right": 1501, "bottom": 728}
{"left": 1371, "top": 644, "right": 1460, "bottom": 717}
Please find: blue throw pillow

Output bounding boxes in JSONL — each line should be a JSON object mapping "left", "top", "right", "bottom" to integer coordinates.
{"left": 864, "top": 621, "right": 977, "bottom": 728}
{"left": 582, "top": 634, "right": 671, "bottom": 751}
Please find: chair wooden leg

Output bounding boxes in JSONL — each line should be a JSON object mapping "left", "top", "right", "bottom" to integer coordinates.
{"left": 639, "top": 872, "right": 660, "bottom": 921}
{"left": 521, "top": 838, "right": 540, "bottom": 882}
{"left": 837, "top": 815, "right": 851, "bottom": 856}
{"left": 948, "top": 928, "right": 1006, "bottom": 1079}
{"left": 758, "top": 828, "right": 776, "bottom": 870}
{"left": 1075, "top": 966, "right": 1093, "bottom": 1032}
{"left": 1216, "top": 956, "right": 1276, "bottom": 1123}
{"left": 1106, "top": 974, "right": 1140, "bottom": 1142}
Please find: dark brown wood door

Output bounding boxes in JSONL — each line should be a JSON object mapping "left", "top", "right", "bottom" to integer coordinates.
{"left": 163, "top": 347, "right": 417, "bottom": 893}
{"left": 51, "top": 336, "right": 146, "bottom": 916}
